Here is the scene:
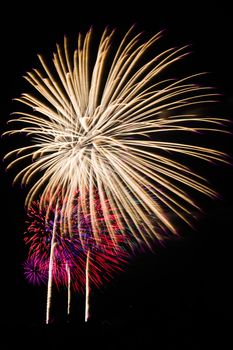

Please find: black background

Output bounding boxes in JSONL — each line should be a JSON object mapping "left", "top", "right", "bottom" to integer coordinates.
{"left": 0, "top": 1, "right": 233, "bottom": 349}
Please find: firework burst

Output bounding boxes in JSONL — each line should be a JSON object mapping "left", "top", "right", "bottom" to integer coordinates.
{"left": 24, "top": 195, "right": 130, "bottom": 291}
{"left": 4, "top": 26, "right": 229, "bottom": 249}
{"left": 24, "top": 194, "right": 130, "bottom": 322}
{"left": 23, "top": 256, "right": 48, "bottom": 286}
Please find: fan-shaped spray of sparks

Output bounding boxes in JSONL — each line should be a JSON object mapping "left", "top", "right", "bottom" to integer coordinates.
{"left": 3, "top": 26, "right": 229, "bottom": 248}
{"left": 24, "top": 196, "right": 130, "bottom": 323}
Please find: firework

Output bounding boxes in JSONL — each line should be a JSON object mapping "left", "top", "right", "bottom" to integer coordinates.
{"left": 24, "top": 195, "right": 130, "bottom": 322}
{"left": 24, "top": 195, "right": 130, "bottom": 290}
{"left": 3, "top": 26, "right": 229, "bottom": 249}
{"left": 23, "top": 256, "right": 48, "bottom": 285}
{"left": 85, "top": 249, "right": 90, "bottom": 322}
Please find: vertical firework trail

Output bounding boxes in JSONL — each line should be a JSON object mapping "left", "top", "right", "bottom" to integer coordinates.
{"left": 46, "top": 203, "right": 58, "bottom": 324}
{"left": 66, "top": 262, "right": 71, "bottom": 318}
{"left": 85, "top": 249, "right": 90, "bottom": 322}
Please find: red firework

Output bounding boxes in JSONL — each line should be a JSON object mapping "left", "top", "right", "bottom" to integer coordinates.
{"left": 23, "top": 192, "right": 130, "bottom": 293}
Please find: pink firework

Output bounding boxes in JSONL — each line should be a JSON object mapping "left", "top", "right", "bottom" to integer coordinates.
{"left": 23, "top": 255, "right": 48, "bottom": 286}
{"left": 23, "top": 193, "right": 130, "bottom": 293}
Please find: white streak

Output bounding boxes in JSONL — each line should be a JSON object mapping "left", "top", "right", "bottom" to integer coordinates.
{"left": 85, "top": 250, "right": 90, "bottom": 322}
{"left": 66, "top": 262, "right": 71, "bottom": 318}
{"left": 46, "top": 203, "right": 58, "bottom": 324}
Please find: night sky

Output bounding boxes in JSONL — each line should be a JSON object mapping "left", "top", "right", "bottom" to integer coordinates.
{"left": 1, "top": 2, "right": 233, "bottom": 349}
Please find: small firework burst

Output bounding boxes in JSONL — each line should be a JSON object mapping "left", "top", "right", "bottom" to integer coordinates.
{"left": 24, "top": 193, "right": 130, "bottom": 292}
{"left": 23, "top": 256, "right": 48, "bottom": 285}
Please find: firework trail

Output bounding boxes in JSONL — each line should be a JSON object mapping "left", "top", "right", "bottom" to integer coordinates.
{"left": 46, "top": 202, "right": 58, "bottom": 324}
{"left": 65, "top": 262, "right": 71, "bottom": 317}
{"left": 85, "top": 249, "right": 90, "bottom": 322}
{"left": 3, "top": 26, "right": 229, "bottom": 250}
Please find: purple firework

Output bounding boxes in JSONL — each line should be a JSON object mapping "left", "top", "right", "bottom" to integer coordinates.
{"left": 23, "top": 195, "right": 131, "bottom": 292}
{"left": 23, "top": 256, "right": 48, "bottom": 285}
